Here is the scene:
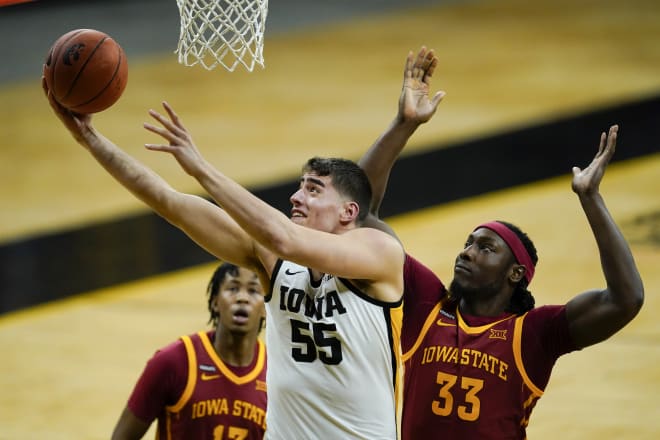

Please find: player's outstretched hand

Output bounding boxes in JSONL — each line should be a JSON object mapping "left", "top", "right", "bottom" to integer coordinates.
{"left": 144, "top": 101, "right": 208, "bottom": 177}
{"left": 571, "top": 125, "right": 618, "bottom": 196}
{"left": 399, "top": 46, "right": 446, "bottom": 124}
{"left": 42, "top": 75, "right": 94, "bottom": 146}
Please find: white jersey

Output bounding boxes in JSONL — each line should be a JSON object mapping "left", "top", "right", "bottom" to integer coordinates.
{"left": 264, "top": 259, "right": 403, "bottom": 440}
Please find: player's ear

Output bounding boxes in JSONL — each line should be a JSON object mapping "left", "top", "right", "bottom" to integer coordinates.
{"left": 210, "top": 294, "right": 220, "bottom": 314}
{"left": 340, "top": 201, "right": 359, "bottom": 224}
{"left": 510, "top": 264, "right": 526, "bottom": 284}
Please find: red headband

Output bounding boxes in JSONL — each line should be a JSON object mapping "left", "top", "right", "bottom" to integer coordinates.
{"left": 475, "top": 221, "right": 535, "bottom": 284}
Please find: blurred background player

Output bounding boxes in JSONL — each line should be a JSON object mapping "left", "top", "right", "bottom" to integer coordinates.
{"left": 111, "top": 262, "right": 266, "bottom": 440}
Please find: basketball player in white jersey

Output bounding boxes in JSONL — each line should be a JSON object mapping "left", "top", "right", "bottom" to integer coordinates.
{"left": 42, "top": 49, "right": 446, "bottom": 438}
{"left": 133, "top": 47, "right": 443, "bottom": 438}
{"left": 139, "top": 127, "right": 405, "bottom": 438}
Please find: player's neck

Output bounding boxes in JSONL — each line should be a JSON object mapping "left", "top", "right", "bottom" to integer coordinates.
{"left": 214, "top": 327, "right": 259, "bottom": 367}
{"left": 459, "top": 295, "right": 510, "bottom": 317}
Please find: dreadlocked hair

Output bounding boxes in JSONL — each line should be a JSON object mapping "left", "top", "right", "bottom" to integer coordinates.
{"left": 206, "top": 262, "right": 241, "bottom": 326}
{"left": 496, "top": 221, "right": 538, "bottom": 315}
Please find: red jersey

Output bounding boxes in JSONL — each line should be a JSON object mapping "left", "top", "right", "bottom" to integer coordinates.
{"left": 127, "top": 330, "right": 267, "bottom": 440}
{"left": 401, "top": 254, "right": 577, "bottom": 439}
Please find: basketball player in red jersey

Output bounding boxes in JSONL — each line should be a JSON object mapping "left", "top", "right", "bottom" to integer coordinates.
{"left": 111, "top": 262, "right": 267, "bottom": 440}
{"left": 358, "top": 48, "right": 645, "bottom": 438}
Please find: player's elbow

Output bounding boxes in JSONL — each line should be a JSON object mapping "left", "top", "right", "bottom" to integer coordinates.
{"left": 616, "top": 284, "right": 644, "bottom": 324}
{"left": 627, "top": 285, "right": 644, "bottom": 319}
{"left": 628, "top": 273, "right": 645, "bottom": 316}
{"left": 151, "top": 189, "right": 190, "bottom": 224}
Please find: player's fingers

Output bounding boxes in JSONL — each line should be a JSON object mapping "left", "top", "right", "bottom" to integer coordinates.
{"left": 603, "top": 125, "right": 618, "bottom": 160}
{"left": 404, "top": 51, "right": 414, "bottom": 78}
{"left": 148, "top": 109, "right": 185, "bottom": 138}
{"left": 144, "top": 121, "right": 180, "bottom": 144}
{"left": 596, "top": 131, "right": 607, "bottom": 157}
{"left": 163, "top": 101, "right": 190, "bottom": 132}
{"left": 424, "top": 57, "right": 438, "bottom": 83}
{"left": 41, "top": 76, "right": 57, "bottom": 105}
{"left": 144, "top": 143, "right": 176, "bottom": 152}
{"left": 416, "top": 57, "right": 431, "bottom": 80}
{"left": 162, "top": 101, "right": 180, "bottom": 124}
{"left": 422, "top": 49, "right": 435, "bottom": 70}
{"left": 412, "top": 63, "right": 421, "bottom": 81}
{"left": 148, "top": 109, "right": 169, "bottom": 128}
{"left": 608, "top": 125, "right": 618, "bottom": 147}
{"left": 42, "top": 79, "right": 68, "bottom": 117}
{"left": 413, "top": 47, "right": 427, "bottom": 79}
{"left": 431, "top": 90, "right": 446, "bottom": 107}
{"left": 415, "top": 46, "right": 427, "bottom": 68}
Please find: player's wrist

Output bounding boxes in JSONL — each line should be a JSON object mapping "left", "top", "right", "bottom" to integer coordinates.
{"left": 394, "top": 114, "right": 422, "bottom": 132}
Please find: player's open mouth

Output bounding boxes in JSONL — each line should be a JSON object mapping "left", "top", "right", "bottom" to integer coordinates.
{"left": 232, "top": 309, "right": 249, "bottom": 324}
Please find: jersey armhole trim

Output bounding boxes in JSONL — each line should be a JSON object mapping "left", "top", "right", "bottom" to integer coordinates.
{"left": 167, "top": 334, "right": 197, "bottom": 412}
{"left": 513, "top": 314, "right": 544, "bottom": 397}
{"left": 402, "top": 302, "right": 442, "bottom": 362}
{"left": 265, "top": 259, "right": 284, "bottom": 302}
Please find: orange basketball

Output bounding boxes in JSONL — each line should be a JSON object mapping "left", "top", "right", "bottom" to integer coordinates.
{"left": 43, "top": 29, "right": 128, "bottom": 114}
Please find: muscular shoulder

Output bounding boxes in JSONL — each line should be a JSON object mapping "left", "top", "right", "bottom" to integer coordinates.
{"left": 360, "top": 228, "right": 405, "bottom": 301}
{"left": 521, "top": 305, "right": 578, "bottom": 389}
{"left": 523, "top": 305, "right": 568, "bottom": 329}
{"left": 351, "top": 226, "right": 405, "bottom": 265}
{"left": 522, "top": 305, "right": 577, "bottom": 359}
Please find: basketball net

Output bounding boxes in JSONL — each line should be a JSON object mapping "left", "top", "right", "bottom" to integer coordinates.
{"left": 175, "top": 0, "right": 268, "bottom": 72}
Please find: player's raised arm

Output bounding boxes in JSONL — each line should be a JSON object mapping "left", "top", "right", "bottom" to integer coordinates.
{"left": 564, "top": 125, "right": 644, "bottom": 348}
{"left": 43, "top": 78, "right": 263, "bottom": 274}
{"left": 359, "top": 46, "right": 445, "bottom": 233}
{"left": 144, "top": 102, "right": 404, "bottom": 301}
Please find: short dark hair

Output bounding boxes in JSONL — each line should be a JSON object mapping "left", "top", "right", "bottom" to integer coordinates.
{"left": 206, "top": 262, "right": 240, "bottom": 326}
{"left": 303, "top": 157, "right": 372, "bottom": 224}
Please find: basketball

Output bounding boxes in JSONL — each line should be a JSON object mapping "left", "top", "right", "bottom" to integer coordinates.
{"left": 43, "top": 29, "right": 128, "bottom": 114}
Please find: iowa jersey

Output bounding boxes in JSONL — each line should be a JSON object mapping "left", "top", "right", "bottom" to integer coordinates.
{"left": 264, "top": 259, "right": 403, "bottom": 439}
{"left": 158, "top": 331, "right": 267, "bottom": 440}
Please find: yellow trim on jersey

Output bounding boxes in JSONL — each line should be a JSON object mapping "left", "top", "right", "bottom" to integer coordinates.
{"left": 168, "top": 334, "right": 198, "bottom": 413}
{"left": 513, "top": 314, "right": 544, "bottom": 397}
{"left": 402, "top": 302, "right": 442, "bottom": 363}
{"left": 390, "top": 302, "right": 404, "bottom": 429}
{"left": 456, "top": 308, "right": 514, "bottom": 333}
{"left": 199, "top": 331, "right": 266, "bottom": 385}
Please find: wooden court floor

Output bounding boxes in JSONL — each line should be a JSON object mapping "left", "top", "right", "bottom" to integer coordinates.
{"left": 1, "top": 0, "right": 659, "bottom": 438}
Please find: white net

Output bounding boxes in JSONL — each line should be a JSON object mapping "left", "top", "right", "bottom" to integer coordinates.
{"left": 175, "top": 0, "right": 268, "bottom": 72}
